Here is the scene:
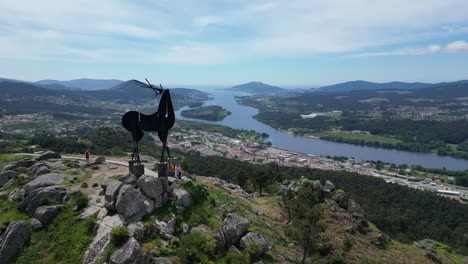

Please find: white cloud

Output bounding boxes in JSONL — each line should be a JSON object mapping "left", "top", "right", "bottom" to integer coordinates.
{"left": 0, "top": 0, "right": 468, "bottom": 64}
{"left": 193, "top": 16, "right": 224, "bottom": 27}
{"left": 351, "top": 40, "right": 468, "bottom": 57}
{"left": 152, "top": 44, "right": 231, "bottom": 64}
{"left": 98, "top": 23, "right": 161, "bottom": 38}
{"left": 446, "top": 40, "right": 468, "bottom": 52}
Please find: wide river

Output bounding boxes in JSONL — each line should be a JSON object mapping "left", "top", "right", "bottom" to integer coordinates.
{"left": 175, "top": 89, "right": 468, "bottom": 170}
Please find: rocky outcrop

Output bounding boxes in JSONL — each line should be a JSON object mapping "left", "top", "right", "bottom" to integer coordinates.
{"left": 0, "top": 221, "right": 32, "bottom": 263}
{"left": 115, "top": 185, "right": 147, "bottom": 222}
{"left": 31, "top": 218, "right": 43, "bottom": 231}
{"left": 333, "top": 192, "right": 348, "bottom": 209}
{"left": 66, "top": 160, "right": 81, "bottom": 168}
{"left": 2, "top": 159, "right": 34, "bottom": 172}
{"left": 323, "top": 180, "right": 336, "bottom": 198}
{"left": 35, "top": 151, "right": 61, "bottom": 161}
{"left": 414, "top": 239, "right": 436, "bottom": 251}
{"left": 137, "top": 175, "right": 164, "bottom": 200}
{"left": 191, "top": 225, "right": 225, "bottom": 250}
{"left": 104, "top": 180, "right": 123, "bottom": 211}
{"left": 93, "top": 156, "right": 106, "bottom": 165}
{"left": 9, "top": 188, "right": 25, "bottom": 202}
{"left": 222, "top": 213, "right": 250, "bottom": 246}
{"left": 171, "top": 187, "right": 192, "bottom": 212}
{"left": 152, "top": 216, "right": 176, "bottom": 240}
{"left": 347, "top": 198, "right": 364, "bottom": 216}
{"left": 34, "top": 205, "right": 60, "bottom": 225}
{"left": 128, "top": 222, "right": 145, "bottom": 241}
{"left": 83, "top": 215, "right": 125, "bottom": 264}
{"left": 19, "top": 185, "right": 68, "bottom": 216}
{"left": 119, "top": 173, "right": 137, "bottom": 184}
{"left": 110, "top": 237, "right": 146, "bottom": 264}
{"left": 0, "top": 170, "right": 19, "bottom": 187}
{"left": 23, "top": 173, "right": 65, "bottom": 194}
{"left": 238, "top": 232, "right": 270, "bottom": 256}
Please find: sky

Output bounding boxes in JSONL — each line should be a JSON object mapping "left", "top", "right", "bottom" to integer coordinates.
{"left": 1, "top": 0, "right": 468, "bottom": 87}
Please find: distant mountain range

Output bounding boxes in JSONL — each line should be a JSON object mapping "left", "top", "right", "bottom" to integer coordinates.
{"left": 226, "top": 81, "right": 284, "bottom": 94}
{"left": 315, "top": 80, "right": 468, "bottom": 92}
{"left": 35, "top": 79, "right": 123, "bottom": 90}
{"left": 0, "top": 77, "right": 123, "bottom": 91}
{"left": 0, "top": 80, "right": 208, "bottom": 114}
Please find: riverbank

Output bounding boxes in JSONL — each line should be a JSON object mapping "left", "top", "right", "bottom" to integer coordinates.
{"left": 174, "top": 89, "right": 468, "bottom": 170}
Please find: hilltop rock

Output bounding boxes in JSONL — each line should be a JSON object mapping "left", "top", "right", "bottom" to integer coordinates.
{"left": 2, "top": 159, "right": 34, "bottom": 172}
{"left": 104, "top": 180, "right": 123, "bottom": 211}
{"left": 35, "top": 205, "right": 60, "bottom": 225}
{"left": 238, "top": 232, "right": 270, "bottom": 256}
{"left": 49, "top": 161, "right": 68, "bottom": 171}
{"left": 323, "top": 180, "right": 336, "bottom": 198}
{"left": 93, "top": 156, "right": 106, "bottom": 164}
{"left": 152, "top": 216, "right": 176, "bottom": 240}
{"left": 333, "top": 192, "right": 348, "bottom": 209}
{"left": 110, "top": 237, "right": 145, "bottom": 264}
{"left": 0, "top": 170, "right": 19, "bottom": 187}
{"left": 31, "top": 218, "right": 43, "bottom": 231}
{"left": 171, "top": 187, "right": 192, "bottom": 211}
{"left": 83, "top": 214, "right": 125, "bottom": 264}
{"left": 115, "top": 185, "right": 146, "bottom": 222}
{"left": 347, "top": 198, "right": 364, "bottom": 216}
{"left": 66, "top": 160, "right": 81, "bottom": 168}
{"left": 35, "top": 151, "right": 61, "bottom": 161}
{"left": 136, "top": 175, "right": 164, "bottom": 200}
{"left": 414, "top": 239, "right": 436, "bottom": 251}
{"left": 9, "top": 188, "right": 25, "bottom": 202}
{"left": 143, "top": 196, "right": 155, "bottom": 214}
{"left": 128, "top": 222, "right": 145, "bottom": 241}
{"left": 35, "top": 166, "right": 50, "bottom": 176}
{"left": 191, "top": 225, "right": 225, "bottom": 250}
{"left": 19, "top": 185, "right": 68, "bottom": 216}
{"left": 79, "top": 205, "right": 101, "bottom": 221}
{"left": 312, "top": 180, "right": 323, "bottom": 198}
{"left": 119, "top": 172, "right": 137, "bottom": 184}
{"left": 222, "top": 213, "right": 250, "bottom": 246}
{"left": 0, "top": 221, "right": 32, "bottom": 263}
{"left": 23, "top": 173, "right": 65, "bottom": 194}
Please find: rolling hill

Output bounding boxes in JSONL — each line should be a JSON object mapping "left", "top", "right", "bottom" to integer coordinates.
{"left": 0, "top": 81, "right": 208, "bottom": 114}
{"left": 34, "top": 78, "right": 124, "bottom": 90}
{"left": 316, "top": 80, "right": 434, "bottom": 92}
{"left": 227, "top": 81, "right": 284, "bottom": 94}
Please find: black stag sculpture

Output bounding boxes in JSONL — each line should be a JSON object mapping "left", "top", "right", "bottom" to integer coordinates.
{"left": 122, "top": 79, "right": 175, "bottom": 163}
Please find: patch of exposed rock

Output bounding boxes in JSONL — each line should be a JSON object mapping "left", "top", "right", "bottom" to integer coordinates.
{"left": 83, "top": 215, "right": 125, "bottom": 264}
{"left": 23, "top": 173, "right": 65, "bottom": 194}
{"left": 0, "top": 221, "right": 32, "bottom": 263}
{"left": 35, "top": 151, "right": 61, "bottom": 161}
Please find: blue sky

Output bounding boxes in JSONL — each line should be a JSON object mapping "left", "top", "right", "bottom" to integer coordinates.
{"left": 1, "top": 0, "right": 468, "bottom": 87}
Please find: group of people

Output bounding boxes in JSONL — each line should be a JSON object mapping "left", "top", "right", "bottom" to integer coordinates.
{"left": 173, "top": 163, "right": 182, "bottom": 179}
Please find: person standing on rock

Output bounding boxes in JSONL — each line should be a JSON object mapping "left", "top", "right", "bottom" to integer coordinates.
{"left": 85, "top": 150, "right": 91, "bottom": 165}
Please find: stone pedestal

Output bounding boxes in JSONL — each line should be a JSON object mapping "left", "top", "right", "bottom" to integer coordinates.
{"left": 129, "top": 160, "right": 144, "bottom": 178}
{"left": 156, "top": 162, "right": 168, "bottom": 178}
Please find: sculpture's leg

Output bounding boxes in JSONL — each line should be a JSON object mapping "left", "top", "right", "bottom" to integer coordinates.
{"left": 160, "top": 142, "right": 166, "bottom": 163}
{"left": 136, "top": 141, "right": 141, "bottom": 164}
{"left": 166, "top": 146, "right": 172, "bottom": 160}
{"left": 131, "top": 142, "right": 137, "bottom": 161}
